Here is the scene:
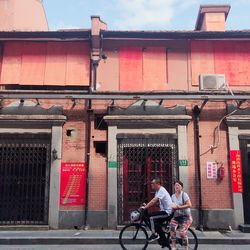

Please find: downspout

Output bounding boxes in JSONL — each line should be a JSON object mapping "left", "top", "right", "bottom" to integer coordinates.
{"left": 92, "top": 61, "right": 98, "bottom": 91}
{"left": 84, "top": 37, "right": 93, "bottom": 229}
{"left": 192, "top": 105, "right": 204, "bottom": 231}
{"left": 84, "top": 33, "right": 104, "bottom": 228}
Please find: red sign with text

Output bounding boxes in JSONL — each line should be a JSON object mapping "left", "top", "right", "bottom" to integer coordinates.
{"left": 230, "top": 150, "right": 243, "bottom": 193}
{"left": 60, "top": 162, "right": 86, "bottom": 206}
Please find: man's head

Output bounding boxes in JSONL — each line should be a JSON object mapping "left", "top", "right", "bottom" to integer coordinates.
{"left": 151, "top": 178, "right": 161, "bottom": 191}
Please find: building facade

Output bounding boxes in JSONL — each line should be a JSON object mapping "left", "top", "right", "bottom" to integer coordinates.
{"left": 0, "top": 4, "right": 250, "bottom": 230}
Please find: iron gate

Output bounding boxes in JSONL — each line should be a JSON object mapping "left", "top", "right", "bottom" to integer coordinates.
{"left": 117, "top": 135, "right": 178, "bottom": 224}
{"left": 0, "top": 134, "right": 51, "bottom": 225}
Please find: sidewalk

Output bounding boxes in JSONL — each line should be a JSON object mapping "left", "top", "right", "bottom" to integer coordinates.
{"left": 0, "top": 229, "right": 249, "bottom": 245}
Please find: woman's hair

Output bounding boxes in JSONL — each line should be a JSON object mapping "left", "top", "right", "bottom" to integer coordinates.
{"left": 174, "top": 180, "right": 184, "bottom": 188}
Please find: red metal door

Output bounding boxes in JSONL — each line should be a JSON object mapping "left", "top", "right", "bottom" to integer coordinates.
{"left": 118, "top": 137, "right": 177, "bottom": 224}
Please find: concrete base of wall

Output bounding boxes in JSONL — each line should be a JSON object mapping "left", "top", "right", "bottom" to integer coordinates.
{"left": 191, "top": 209, "right": 235, "bottom": 230}
{"left": 87, "top": 210, "right": 107, "bottom": 229}
{"left": 59, "top": 210, "right": 107, "bottom": 229}
{"left": 58, "top": 209, "right": 234, "bottom": 230}
{"left": 191, "top": 209, "right": 199, "bottom": 228}
{"left": 59, "top": 210, "right": 84, "bottom": 229}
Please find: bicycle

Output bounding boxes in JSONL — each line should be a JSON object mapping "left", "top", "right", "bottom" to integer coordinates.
{"left": 119, "top": 209, "right": 198, "bottom": 250}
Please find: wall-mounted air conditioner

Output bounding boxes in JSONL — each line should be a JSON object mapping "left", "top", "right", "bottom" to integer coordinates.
{"left": 199, "top": 74, "right": 226, "bottom": 91}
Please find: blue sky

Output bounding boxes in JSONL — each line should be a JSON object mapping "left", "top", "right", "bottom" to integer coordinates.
{"left": 43, "top": 0, "right": 250, "bottom": 31}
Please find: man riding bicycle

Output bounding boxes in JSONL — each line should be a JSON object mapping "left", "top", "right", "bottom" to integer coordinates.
{"left": 141, "top": 178, "right": 173, "bottom": 245}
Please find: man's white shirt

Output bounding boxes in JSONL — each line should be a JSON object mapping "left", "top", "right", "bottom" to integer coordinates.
{"left": 155, "top": 186, "right": 173, "bottom": 215}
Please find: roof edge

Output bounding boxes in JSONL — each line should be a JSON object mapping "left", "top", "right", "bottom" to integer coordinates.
{"left": 101, "top": 30, "right": 250, "bottom": 40}
{"left": 0, "top": 30, "right": 91, "bottom": 41}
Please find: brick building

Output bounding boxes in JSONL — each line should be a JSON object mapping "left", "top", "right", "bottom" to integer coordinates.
{"left": 0, "top": 3, "right": 250, "bottom": 231}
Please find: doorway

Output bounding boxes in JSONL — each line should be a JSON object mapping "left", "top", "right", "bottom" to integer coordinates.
{"left": 117, "top": 135, "right": 178, "bottom": 224}
{"left": 240, "top": 139, "right": 250, "bottom": 224}
{"left": 0, "top": 134, "right": 51, "bottom": 225}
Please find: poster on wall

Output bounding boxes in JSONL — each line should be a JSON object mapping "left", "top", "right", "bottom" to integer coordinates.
{"left": 206, "top": 161, "right": 217, "bottom": 179}
{"left": 60, "top": 162, "right": 86, "bottom": 206}
{"left": 230, "top": 150, "right": 243, "bottom": 193}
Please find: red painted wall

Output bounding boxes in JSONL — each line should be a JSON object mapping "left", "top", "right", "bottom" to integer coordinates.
{"left": 191, "top": 40, "right": 250, "bottom": 86}
{"left": 119, "top": 47, "right": 167, "bottom": 91}
{"left": 21, "top": 42, "right": 47, "bottom": 84}
{"left": 119, "top": 47, "right": 143, "bottom": 91}
{"left": 0, "top": 41, "right": 90, "bottom": 86}
{"left": 143, "top": 47, "right": 167, "bottom": 90}
{"left": 214, "top": 41, "right": 250, "bottom": 86}
{"left": 191, "top": 41, "right": 215, "bottom": 86}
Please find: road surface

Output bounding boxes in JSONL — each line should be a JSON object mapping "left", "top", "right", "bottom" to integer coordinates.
{"left": 0, "top": 245, "right": 248, "bottom": 249}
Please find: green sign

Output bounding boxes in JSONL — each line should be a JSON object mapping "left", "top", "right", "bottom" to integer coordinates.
{"left": 179, "top": 160, "right": 188, "bottom": 167}
{"left": 108, "top": 161, "right": 118, "bottom": 169}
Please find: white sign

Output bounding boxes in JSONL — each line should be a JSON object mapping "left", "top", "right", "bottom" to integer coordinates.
{"left": 206, "top": 161, "right": 218, "bottom": 179}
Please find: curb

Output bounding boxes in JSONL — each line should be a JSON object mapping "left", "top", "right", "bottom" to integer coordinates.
{"left": 0, "top": 237, "right": 250, "bottom": 245}
{"left": 0, "top": 238, "right": 119, "bottom": 245}
{"left": 198, "top": 238, "right": 250, "bottom": 245}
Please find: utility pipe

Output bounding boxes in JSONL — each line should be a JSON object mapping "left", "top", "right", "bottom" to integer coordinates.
{"left": 83, "top": 47, "right": 103, "bottom": 228}
{"left": 0, "top": 92, "right": 250, "bottom": 101}
{"left": 193, "top": 105, "right": 204, "bottom": 231}
{"left": 83, "top": 49, "right": 94, "bottom": 229}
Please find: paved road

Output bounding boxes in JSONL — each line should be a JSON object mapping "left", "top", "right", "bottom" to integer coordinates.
{"left": 0, "top": 245, "right": 248, "bottom": 250}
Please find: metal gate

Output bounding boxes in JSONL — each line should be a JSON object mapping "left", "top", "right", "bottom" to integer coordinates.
{"left": 117, "top": 135, "right": 178, "bottom": 224}
{"left": 0, "top": 134, "right": 51, "bottom": 225}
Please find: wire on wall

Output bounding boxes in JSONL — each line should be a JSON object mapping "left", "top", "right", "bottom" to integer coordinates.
{"left": 202, "top": 82, "right": 248, "bottom": 155}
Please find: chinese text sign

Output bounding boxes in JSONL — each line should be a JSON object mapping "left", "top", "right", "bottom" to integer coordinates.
{"left": 206, "top": 161, "right": 217, "bottom": 179}
{"left": 230, "top": 150, "right": 243, "bottom": 193}
{"left": 60, "top": 162, "right": 86, "bottom": 206}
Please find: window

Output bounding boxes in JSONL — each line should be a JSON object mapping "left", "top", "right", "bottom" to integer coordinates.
{"left": 94, "top": 141, "right": 107, "bottom": 155}
{"left": 94, "top": 114, "right": 107, "bottom": 130}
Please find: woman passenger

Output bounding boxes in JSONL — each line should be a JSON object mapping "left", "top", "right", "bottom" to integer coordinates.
{"left": 170, "top": 180, "right": 193, "bottom": 250}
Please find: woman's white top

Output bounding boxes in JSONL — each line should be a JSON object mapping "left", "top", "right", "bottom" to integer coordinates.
{"left": 171, "top": 191, "right": 191, "bottom": 217}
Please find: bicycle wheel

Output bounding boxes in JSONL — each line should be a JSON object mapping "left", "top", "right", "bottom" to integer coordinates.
{"left": 174, "top": 228, "right": 198, "bottom": 250}
{"left": 119, "top": 223, "right": 149, "bottom": 250}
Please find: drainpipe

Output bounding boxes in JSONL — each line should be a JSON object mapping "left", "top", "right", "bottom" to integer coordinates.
{"left": 83, "top": 92, "right": 93, "bottom": 229}
{"left": 84, "top": 26, "right": 106, "bottom": 227}
{"left": 84, "top": 51, "right": 105, "bottom": 229}
{"left": 92, "top": 61, "right": 98, "bottom": 91}
{"left": 84, "top": 38, "right": 94, "bottom": 229}
{"left": 192, "top": 105, "right": 204, "bottom": 231}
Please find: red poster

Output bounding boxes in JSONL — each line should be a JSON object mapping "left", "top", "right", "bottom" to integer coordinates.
{"left": 230, "top": 150, "right": 243, "bottom": 193}
{"left": 60, "top": 162, "right": 86, "bottom": 206}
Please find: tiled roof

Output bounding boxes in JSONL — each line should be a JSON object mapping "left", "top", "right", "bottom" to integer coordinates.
{"left": 1, "top": 29, "right": 250, "bottom": 40}
{"left": 102, "top": 30, "right": 250, "bottom": 39}
{"left": 0, "top": 30, "right": 91, "bottom": 40}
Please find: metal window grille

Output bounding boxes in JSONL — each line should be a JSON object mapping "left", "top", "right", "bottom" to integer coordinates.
{"left": 0, "top": 134, "right": 51, "bottom": 225}
{"left": 117, "top": 135, "right": 178, "bottom": 224}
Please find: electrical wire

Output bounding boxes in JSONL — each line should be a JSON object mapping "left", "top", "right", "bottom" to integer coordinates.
{"left": 210, "top": 107, "right": 239, "bottom": 151}
{"left": 200, "top": 82, "right": 248, "bottom": 155}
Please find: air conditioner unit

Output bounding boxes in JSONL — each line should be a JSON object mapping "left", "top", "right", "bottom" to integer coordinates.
{"left": 199, "top": 74, "right": 226, "bottom": 91}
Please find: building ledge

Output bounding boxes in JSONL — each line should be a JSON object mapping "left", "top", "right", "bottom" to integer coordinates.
{"left": 104, "top": 115, "right": 191, "bottom": 127}
{"left": 226, "top": 115, "right": 250, "bottom": 128}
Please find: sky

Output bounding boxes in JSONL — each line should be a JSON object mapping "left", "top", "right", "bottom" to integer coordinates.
{"left": 43, "top": 0, "right": 250, "bottom": 31}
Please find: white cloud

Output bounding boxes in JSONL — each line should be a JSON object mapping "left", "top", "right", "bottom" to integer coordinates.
{"left": 114, "top": 0, "right": 197, "bottom": 29}
{"left": 50, "top": 23, "right": 83, "bottom": 31}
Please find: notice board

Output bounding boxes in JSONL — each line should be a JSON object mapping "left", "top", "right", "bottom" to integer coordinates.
{"left": 230, "top": 150, "right": 243, "bottom": 193}
{"left": 60, "top": 162, "right": 86, "bottom": 206}
{"left": 206, "top": 161, "right": 217, "bottom": 179}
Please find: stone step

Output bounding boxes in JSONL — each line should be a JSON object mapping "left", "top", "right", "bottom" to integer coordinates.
{"left": 116, "top": 225, "right": 124, "bottom": 230}
{"left": 0, "top": 225, "right": 49, "bottom": 231}
{"left": 239, "top": 224, "right": 250, "bottom": 233}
